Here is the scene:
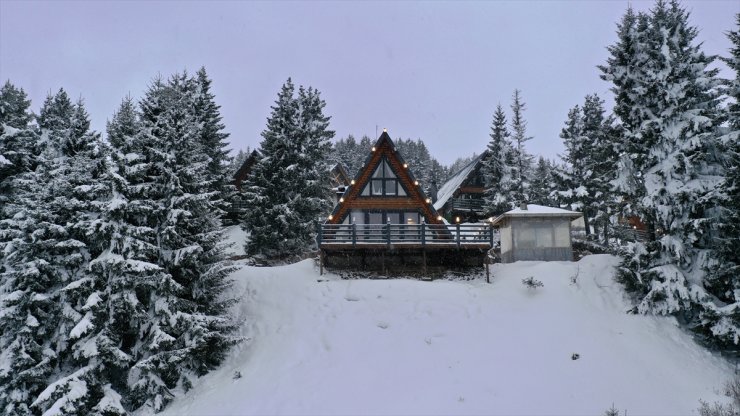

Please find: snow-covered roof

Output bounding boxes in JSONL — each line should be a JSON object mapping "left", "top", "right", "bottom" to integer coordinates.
{"left": 491, "top": 204, "right": 582, "bottom": 226}
{"left": 433, "top": 152, "right": 486, "bottom": 211}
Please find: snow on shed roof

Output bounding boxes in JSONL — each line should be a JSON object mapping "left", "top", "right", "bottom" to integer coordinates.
{"left": 491, "top": 204, "right": 582, "bottom": 226}
{"left": 433, "top": 152, "right": 487, "bottom": 211}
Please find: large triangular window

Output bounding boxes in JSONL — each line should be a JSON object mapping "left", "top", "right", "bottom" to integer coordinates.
{"left": 361, "top": 158, "right": 407, "bottom": 197}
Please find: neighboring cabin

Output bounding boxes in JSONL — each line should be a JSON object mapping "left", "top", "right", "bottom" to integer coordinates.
{"left": 433, "top": 151, "right": 489, "bottom": 223}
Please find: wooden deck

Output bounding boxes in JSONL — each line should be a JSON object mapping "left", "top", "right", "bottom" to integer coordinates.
{"left": 318, "top": 223, "right": 496, "bottom": 274}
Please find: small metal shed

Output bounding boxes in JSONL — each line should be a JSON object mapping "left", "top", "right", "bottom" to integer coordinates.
{"left": 491, "top": 204, "right": 582, "bottom": 263}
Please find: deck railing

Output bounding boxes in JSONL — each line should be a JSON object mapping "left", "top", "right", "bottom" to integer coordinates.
{"left": 451, "top": 198, "right": 485, "bottom": 212}
{"left": 319, "top": 223, "right": 496, "bottom": 248}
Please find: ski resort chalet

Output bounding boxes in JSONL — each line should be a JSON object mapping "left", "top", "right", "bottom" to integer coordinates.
{"left": 318, "top": 130, "right": 494, "bottom": 273}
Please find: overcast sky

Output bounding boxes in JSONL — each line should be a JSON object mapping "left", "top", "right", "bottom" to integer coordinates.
{"left": 1, "top": 0, "right": 737, "bottom": 165}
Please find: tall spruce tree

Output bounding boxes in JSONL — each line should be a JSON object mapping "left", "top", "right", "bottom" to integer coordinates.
{"left": 704, "top": 13, "right": 740, "bottom": 348}
{"left": 529, "top": 157, "right": 554, "bottom": 206}
{"left": 602, "top": 1, "right": 732, "bottom": 348}
{"left": 509, "top": 89, "right": 533, "bottom": 203}
{"left": 124, "top": 73, "right": 239, "bottom": 411}
{"left": 242, "top": 78, "right": 334, "bottom": 258}
{"left": 193, "top": 67, "right": 232, "bottom": 214}
{"left": 482, "top": 104, "right": 516, "bottom": 215}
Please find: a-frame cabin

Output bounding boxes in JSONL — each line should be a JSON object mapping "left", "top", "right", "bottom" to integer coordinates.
{"left": 433, "top": 151, "right": 489, "bottom": 223}
{"left": 318, "top": 130, "right": 494, "bottom": 274}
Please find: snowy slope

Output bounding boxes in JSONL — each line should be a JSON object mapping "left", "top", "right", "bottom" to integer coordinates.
{"left": 157, "top": 255, "right": 733, "bottom": 416}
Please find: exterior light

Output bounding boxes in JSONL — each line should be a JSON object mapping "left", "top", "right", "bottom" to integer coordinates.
{"left": 632, "top": 225, "right": 637, "bottom": 230}
{"left": 403, "top": 163, "right": 408, "bottom": 168}
{"left": 350, "top": 179, "right": 355, "bottom": 185}
{"left": 372, "top": 146, "right": 376, "bottom": 152}
{"left": 328, "top": 215, "right": 333, "bottom": 220}
{"left": 414, "top": 180, "right": 419, "bottom": 186}
{"left": 455, "top": 216, "right": 461, "bottom": 223}
{"left": 489, "top": 217, "right": 494, "bottom": 223}
{"left": 437, "top": 215, "right": 442, "bottom": 221}
{"left": 383, "top": 128, "right": 387, "bottom": 132}
{"left": 339, "top": 197, "right": 344, "bottom": 203}
{"left": 426, "top": 198, "right": 431, "bottom": 203}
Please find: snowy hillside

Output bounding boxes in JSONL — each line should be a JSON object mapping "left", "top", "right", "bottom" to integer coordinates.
{"left": 156, "top": 256, "right": 733, "bottom": 416}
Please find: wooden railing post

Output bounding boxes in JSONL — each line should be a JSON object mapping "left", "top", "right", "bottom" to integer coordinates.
{"left": 386, "top": 220, "right": 391, "bottom": 247}
{"left": 421, "top": 221, "right": 426, "bottom": 247}
{"left": 489, "top": 224, "right": 494, "bottom": 247}
{"left": 456, "top": 223, "right": 460, "bottom": 248}
{"left": 352, "top": 222, "right": 357, "bottom": 247}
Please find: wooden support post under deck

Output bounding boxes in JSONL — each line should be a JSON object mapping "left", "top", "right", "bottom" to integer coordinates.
{"left": 422, "top": 249, "right": 427, "bottom": 275}
{"left": 456, "top": 223, "right": 461, "bottom": 248}
{"left": 319, "top": 249, "right": 324, "bottom": 276}
{"left": 352, "top": 223, "right": 357, "bottom": 247}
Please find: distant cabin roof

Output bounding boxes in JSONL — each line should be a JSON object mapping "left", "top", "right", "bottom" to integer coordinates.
{"left": 433, "top": 152, "right": 487, "bottom": 211}
{"left": 491, "top": 204, "right": 582, "bottom": 226}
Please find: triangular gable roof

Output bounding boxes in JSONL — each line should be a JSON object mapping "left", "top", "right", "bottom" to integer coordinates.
{"left": 433, "top": 151, "right": 488, "bottom": 211}
{"left": 329, "top": 162, "right": 350, "bottom": 188}
{"left": 326, "top": 131, "right": 443, "bottom": 225}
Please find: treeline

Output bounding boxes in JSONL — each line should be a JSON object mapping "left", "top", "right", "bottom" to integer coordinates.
{"left": 0, "top": 69, "right": 240, "bottom": 414}
{"left": 544, "top": 3, "right": 737, "bottom": 351}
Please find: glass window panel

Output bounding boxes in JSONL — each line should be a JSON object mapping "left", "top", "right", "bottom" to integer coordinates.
{"left": 398, "top": 184, "right": 407, "bottom": 196}
{"left": 385, "top": 180, "right": 396, "bottom": 195}
{"left": 369, "top": 212, "right": 383, "bottom": 224}
{"left": 404, "top": 212, "right": 420, "bottom": 224}
{"left": 361, "top": 182, "right": 370, "bottom": 196}
{"left": 384, "top": 161, "right": 396, "bottom": 178}
{"left": 371, "top": 180, "right": 384, "bottom": 195}
{"left": 515, "top": 222, "right": 536, "bottom": 249}
{"left": 351, "top": 210, "right": 365, "bottom": 224}
{"left": 372, "top": 163, "right": 383, "bottom": 178}
{"left": 386, "top": 213, "right": 401, "bottom": 224}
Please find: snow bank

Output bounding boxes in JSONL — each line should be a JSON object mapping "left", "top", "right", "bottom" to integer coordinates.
{"left": 222, "top": 225, "right": 248, "bottom": 257}
{"left": 158, "top": 255, "right": 733, "bottom": 416}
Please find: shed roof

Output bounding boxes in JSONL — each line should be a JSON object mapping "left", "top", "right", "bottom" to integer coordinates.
{"left": 491, "top": 204, "right": 582, "bottom": 226}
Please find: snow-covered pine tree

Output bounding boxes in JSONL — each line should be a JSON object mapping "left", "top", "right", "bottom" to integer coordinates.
{"left": 602, "top": 1, "right": 730, "bottom": 347}
{"left": 0, "top": 90, "right": 112, "bottom": 415}
{"left": 509, "top": 89, "right": 534, "bottom": 203}
{"left": 331, "top": 135, "right": 360, "bottom": 177}
{"left": 703, "top": 13, "right": 740, "bottom": 349}
{"left": 0, "top": 81, "right": 38, "bottom": 260}
{"left": 192, "top": 67, "right": 233, "bottom": 216}
{"left": 553, "top": 94, "right": 616, "bottom": 240}
{"left": 242, "top": 78, "right": 334, "bottom": 258}
{"left": 482, "top": 104, "right": 516, "bottom": 216}
{"left": 529, "top": 157, "right": 554, "bottom": 206}
{"left": 124, "top": 73, "right": 240, "bottom": 412}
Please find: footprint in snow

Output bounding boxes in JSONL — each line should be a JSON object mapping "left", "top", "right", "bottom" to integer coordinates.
{"left": 377, "top": 322, "right": 389, "bottom": 329}
{"left": 345, "top": 295, "right": 360, "bottom": 302}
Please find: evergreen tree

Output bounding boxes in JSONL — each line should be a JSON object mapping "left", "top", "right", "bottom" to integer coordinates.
{"left": 242, "top": 79, "right": 335, "bottom": 258}
{"left": 123, "top": 73, "right": 239, "bottom": 411}
{"left": 553, "top": 94, "right": 616, "bottom": 239}
{"left": 509, "top": 89, "right": 533, "bottom": 203}
{"left": 0, "top": 90, "right": 110, "bottom": 415}
{"left": 529, "top": 157, "right": 554, "bottom": 206}
{"left": 602, "top": 1, "right": 731, "bottom": 348}
{"left": 704, "top": 13, "right": 740, "bottom": 348}
{"left": 192, "top": 67, "right": 232, "bottom": 214}
{"left": 482, "top": 104, "right": 516, "bottom": 215}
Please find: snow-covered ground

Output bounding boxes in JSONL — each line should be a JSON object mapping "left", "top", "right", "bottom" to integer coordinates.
{"left": 157, "top": 255, "right": 734, "bottom": 416}
{"left": 223, "top": 225, "right": 248, "bottom": 257}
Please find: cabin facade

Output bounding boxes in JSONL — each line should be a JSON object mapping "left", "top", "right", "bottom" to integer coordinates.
{"left": 433, "top": 151, "right": 489, "bottom": 223}
{"left": 319, "top": 131, "right": 493, "bottom": 273}
{"left": 492, "top": 204, "right": 582, "bottom": 263}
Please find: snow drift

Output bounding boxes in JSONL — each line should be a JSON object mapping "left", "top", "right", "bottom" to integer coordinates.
{"left": 157, "top": 255, "right": 733, "bottom": 416}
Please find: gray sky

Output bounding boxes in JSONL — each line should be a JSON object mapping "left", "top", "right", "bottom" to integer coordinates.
{"left": 1, "top": 0, "right": 737, "bottom": 165}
